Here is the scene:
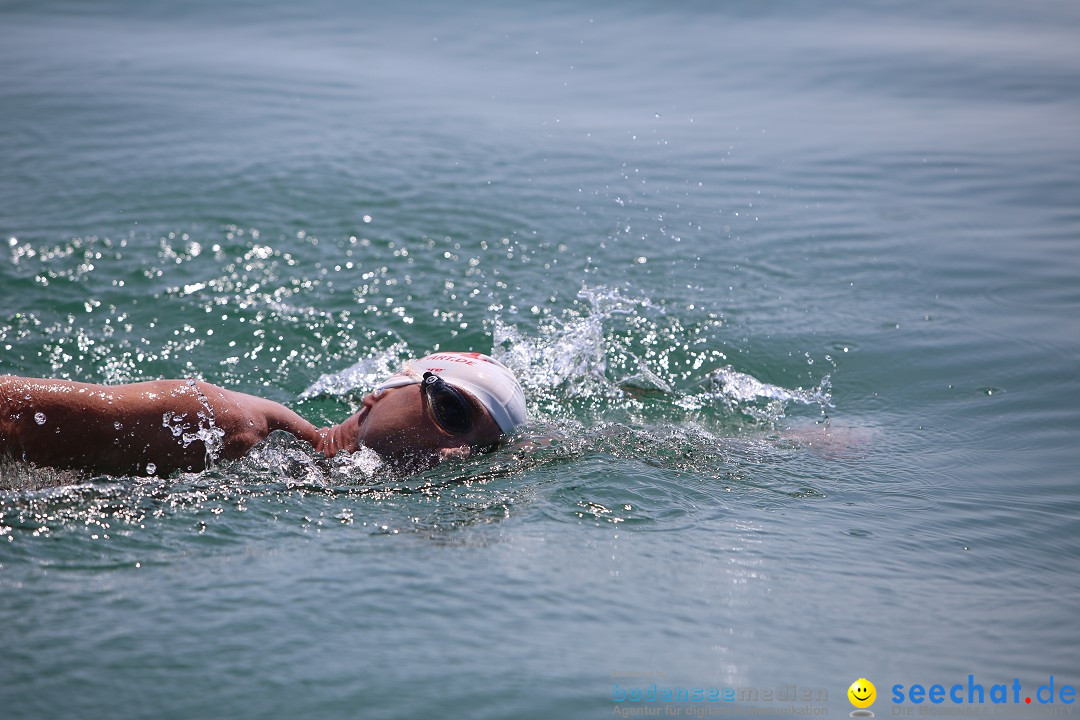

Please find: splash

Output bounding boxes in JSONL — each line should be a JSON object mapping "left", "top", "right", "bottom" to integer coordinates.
{"left": 491, "top": 286, "right": 664, "bottom": 409}
{"left": 299, "top": 341, "right": 410, "bottom": 400}
{"left": 240, "top": 431, "right": 384, "bottom": 488}
{"left": 490, "top": 285, "right": 831, "bottom": 426}
{"left": 696, "top": 366, "right": 833, "bottom": 424}
{"left": 297, "top": 284, "right": 833, "bottom": 428}
{"left": 704, "top": 366, "right": 830, "bottom": 406}
{"left": 182, "top": 379, "right": 226, "bottom": 468}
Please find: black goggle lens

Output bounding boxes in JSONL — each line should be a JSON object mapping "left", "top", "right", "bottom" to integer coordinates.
{"left": 422, "top": 372, "right": 473, "bottom": 435}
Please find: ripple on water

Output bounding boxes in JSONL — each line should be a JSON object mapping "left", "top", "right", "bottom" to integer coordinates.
{"left": 1, "top": 404, "right": 853, "bottom": 557}
{"left": 3, "top": 279, "right": 847, "bottom": 557}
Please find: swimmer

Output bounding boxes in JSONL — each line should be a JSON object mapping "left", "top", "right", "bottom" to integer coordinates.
{"left": 0, "top": 351, "right": 526, "bottom": 476}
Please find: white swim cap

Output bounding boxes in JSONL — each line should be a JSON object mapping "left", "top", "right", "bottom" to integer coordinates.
{"left": 374, "top": 352, "right": 527, "bottom": 434}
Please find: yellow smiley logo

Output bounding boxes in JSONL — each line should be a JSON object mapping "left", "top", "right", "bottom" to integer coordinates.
{"left": 848, "top": 678, "right": 876, "bottom": 709}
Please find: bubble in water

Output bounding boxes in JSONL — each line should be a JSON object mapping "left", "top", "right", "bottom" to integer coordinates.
{"left": 34, "top": 412, "right": 46, "bottom": 425}
{"left": 145, "top": 463, "right": 157, "bottom": 475}
{"left": 113, "top": 421, "right": 123, "bottom": 431}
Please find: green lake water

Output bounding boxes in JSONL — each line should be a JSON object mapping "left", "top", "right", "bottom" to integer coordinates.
{"left": 2, "top": 1, "right": 1079, "bottom": 717}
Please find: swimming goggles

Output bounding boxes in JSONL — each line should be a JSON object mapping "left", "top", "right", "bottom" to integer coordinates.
{"left": 421, "top": 371, "right": 474, "bottom": 435}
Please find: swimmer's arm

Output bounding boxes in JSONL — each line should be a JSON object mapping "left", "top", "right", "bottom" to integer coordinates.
{"left": 1, "top": 375, "right": 216, "bottom": 473}
{"left": 180, "top": 388, "right": 350, "bottom": 460}
{"left": 0, "top": 375, "right": 328, "bottom": 474}
{"left": 227, "top": 390, "right": 329, "bottom": 452}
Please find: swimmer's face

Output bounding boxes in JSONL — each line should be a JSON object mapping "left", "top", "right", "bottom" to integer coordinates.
{"left": 350, "top": 383, "right": 503, "bottom": 470}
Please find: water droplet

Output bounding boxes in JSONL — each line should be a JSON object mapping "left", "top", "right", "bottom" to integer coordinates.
{"left": 34, "top": 412, "right": 46, "bottom": 425}
{"left": 113, "top": 421, "right": 123, "bottom": 431}
{"left": 146, "top": 463, "right": 157, "bottom": 475}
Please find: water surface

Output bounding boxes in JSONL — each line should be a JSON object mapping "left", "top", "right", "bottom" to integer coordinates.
{"left": 2, "top": 1, "right": 1079, "bottom": 718}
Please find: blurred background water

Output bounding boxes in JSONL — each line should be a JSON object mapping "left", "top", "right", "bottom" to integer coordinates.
{"left": 2, "top": 1, "right": 1079, "bottom": 717}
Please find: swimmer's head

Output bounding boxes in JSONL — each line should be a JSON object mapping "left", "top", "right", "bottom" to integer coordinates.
{"left": 373, "top": 352, "right": 527, "bottom": 434}
{"left": 347, "top": 351, "right": 526, "bottom": 469}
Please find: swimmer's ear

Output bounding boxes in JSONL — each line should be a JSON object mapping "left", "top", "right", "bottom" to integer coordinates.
{"left": 438, "top": 446, "right": 471, "bottom": 461}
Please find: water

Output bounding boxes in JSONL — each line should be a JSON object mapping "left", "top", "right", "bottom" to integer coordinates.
{"left": 2, "top": 1, "right": 1079, "bottom": 717}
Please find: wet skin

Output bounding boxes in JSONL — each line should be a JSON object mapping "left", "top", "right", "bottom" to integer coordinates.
{"left": 0, "top": 375, "right": 503, "bottom": 476}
